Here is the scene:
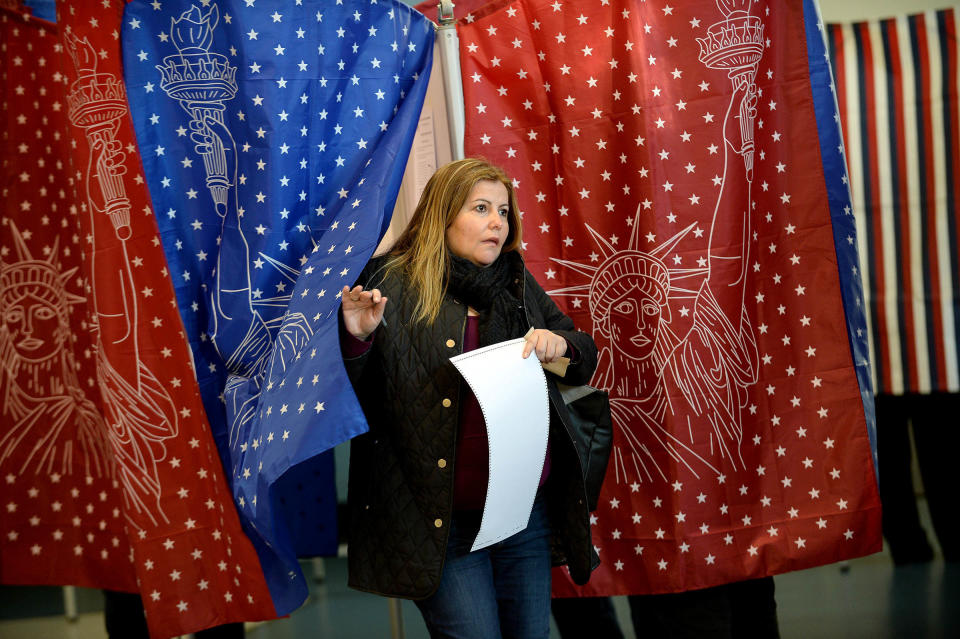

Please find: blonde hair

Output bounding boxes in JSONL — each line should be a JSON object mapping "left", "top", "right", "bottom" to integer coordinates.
{"left": 386, "top": 158, "right": 523, "bottom": 324}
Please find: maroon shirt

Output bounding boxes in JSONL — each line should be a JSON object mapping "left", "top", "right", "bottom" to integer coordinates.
{"left": 341, "top": 315, "right": 553, "bottom": 512}
{"left": 453, "top": 316, "right": 553, "bottom": 510}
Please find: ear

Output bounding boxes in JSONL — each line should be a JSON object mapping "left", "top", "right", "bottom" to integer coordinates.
{"left": 594, "top": 318, "right": 612, "bottom": 340}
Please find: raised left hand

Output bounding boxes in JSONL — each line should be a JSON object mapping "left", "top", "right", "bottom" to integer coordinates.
{"left": 522, "top": 329, "right": 567, "bottom": 363}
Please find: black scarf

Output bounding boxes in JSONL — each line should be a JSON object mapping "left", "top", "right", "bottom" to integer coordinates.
{"left": 446, "top": 251, "right": 528, "bottom": 347}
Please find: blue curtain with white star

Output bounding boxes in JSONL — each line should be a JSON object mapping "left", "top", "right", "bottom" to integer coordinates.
{"left": 123, "top": 0, "right": 434, "bottom": 613}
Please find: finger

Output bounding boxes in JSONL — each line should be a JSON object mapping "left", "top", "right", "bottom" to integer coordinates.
{"left": 536, "top": 339, "right": 548, "bottom": 362}
{"left": 544, "top": 340, "right": 557, "bottom": 363}
{"left": 374, "top": 296, "right": 388, "bottom": 318}
{"left": 522, "top": 336, "right": 534, "bottom": 359}
{"left": 533, "top": 331, "right": 545, "bottom": 362}
{"left": 549, "top": 334, "right": 565, "bottom": 362}
{"left": 342, "top": 286, "right": 361, "bottom": 306}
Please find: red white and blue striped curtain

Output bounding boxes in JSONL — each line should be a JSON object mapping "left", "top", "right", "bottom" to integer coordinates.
{"left": 828, "top": 8, "right": 960, "bottom": 395}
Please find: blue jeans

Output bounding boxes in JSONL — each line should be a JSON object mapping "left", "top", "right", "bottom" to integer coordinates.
{"left": 415, "top": 493, "right": 552, "bottom": 639}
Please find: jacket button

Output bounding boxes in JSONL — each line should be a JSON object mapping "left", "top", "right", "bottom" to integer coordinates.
{"left": 442, "top": 398, "right": 452, "bottom": 408}
{"left": 434, "top": 518, "right": 443, "bottom": 528}
{"left": 437, "top": 458, "right": 447, "bottom": 468}
{"left": 446, "top": 339, "right": 455, "bottom": 348}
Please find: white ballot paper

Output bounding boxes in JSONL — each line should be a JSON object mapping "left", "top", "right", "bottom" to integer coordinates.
{"left": 450, "top": 338, "right": 549, "bottom": 552}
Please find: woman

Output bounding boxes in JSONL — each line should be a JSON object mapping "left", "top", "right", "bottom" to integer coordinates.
{"left": 339, "top": 158, "right": 601, "bottom": 638}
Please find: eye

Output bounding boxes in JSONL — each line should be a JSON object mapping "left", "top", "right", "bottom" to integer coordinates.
{"left": 6, "top": 309, "right": 23, "bottom": 324}
{"left": 498, "top": 208, "right": 509, "bottom": 217}
{"left": 614, "top": 300, "right": 634, "bottom": 314}
{"left": 475, "top": 203, "right": 487, "bottom": 213}
{"left": 642, "top": 303, "right": 658, "bottom": 316}
{"left": 35, "top": 307, "right": 57, "bottom": 321}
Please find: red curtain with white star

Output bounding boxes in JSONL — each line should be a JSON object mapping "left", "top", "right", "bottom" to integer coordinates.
{"left": 1, "top": 4, "right": 276, "bottom": 636}
{"left": 458, "top": 0, "right": 882, "bottom": 596}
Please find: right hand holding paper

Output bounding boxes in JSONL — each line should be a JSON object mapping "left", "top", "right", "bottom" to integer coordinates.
{"left": 523, "top": 326, "right": 569, "bottom": 377}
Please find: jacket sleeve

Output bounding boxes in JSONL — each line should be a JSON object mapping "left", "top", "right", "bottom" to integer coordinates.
{"left": 525, "top": 269, "right": 598, "bottom": 386}
{"left": 340, "top": 256, "right": 389, "bottom": 385}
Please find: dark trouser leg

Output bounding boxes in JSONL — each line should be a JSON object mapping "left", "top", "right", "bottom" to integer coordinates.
{"left": 627, "top": 577, "right": 778, "bottom": 639}
{"left": 104, "top": 590, "right": 245, "bottom": 638}
{"left": 551, "top": 596, "right": 625, "bottom": 639}
{"left": 911, "top": 393, "right": 960, "bottom": 562}
{"left": 490, "top": 496, "right": 552, "bottom": 639}
{"left": 627, "top": 585, "right": 732, "bottom": 639}
{"left": 195, "top": 622, "right": 246, "bottom": 638}
{"left": 103, "top": 590, "right": 149, "bottom": 639}
{"left": 876, "top": 393, "right": 934, "bottom": 564}
{"left": 729, "top": 577, "right": 780, "bottom": 639}
{"left": 413, "top": 540, "right": 500, "bottom": 639}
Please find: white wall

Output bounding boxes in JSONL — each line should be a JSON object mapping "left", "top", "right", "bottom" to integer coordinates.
{"left": 818, "top": 0, "right": 956, "bottom": 22}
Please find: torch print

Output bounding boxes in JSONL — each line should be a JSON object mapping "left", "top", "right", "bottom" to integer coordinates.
{"left": 65, "top": 31, "right": 178, "bottom": 527}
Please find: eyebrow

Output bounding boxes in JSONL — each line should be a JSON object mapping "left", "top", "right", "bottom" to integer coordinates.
{"left": 470, "top": 198, "right": 509, "bottom": 207}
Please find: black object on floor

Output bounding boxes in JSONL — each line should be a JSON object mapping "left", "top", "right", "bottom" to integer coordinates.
{"left": 103, "top": 590, "right": 244, "bottom": 639}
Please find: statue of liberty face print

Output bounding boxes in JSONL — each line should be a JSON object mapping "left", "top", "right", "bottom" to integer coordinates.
{"left": 0, "top": 221, "right": 111, "bottom": 477}
{"left": 607, "top": 288, "right": 663, "bottom": 363}
{"left": 5, "top": 291, "right": 65, "bottom": 364}
{"left": 0, "top": 223, "right": 85, "bottom": 388}
{"left": 554, "top": 216, "right": 706, "bottom": 401}
{"left": 589, "top": 246, "right": 677, "bottom": 365}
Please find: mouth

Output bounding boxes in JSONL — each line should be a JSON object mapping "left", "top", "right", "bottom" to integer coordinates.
{"left": 17, "top": 337, "right": 43, "bottom": 350}
{"left": 482, "top": 238, "right": 501, "bottom": 246}
{"left": 629, "top": 335, "right": 651, "bottom": 347}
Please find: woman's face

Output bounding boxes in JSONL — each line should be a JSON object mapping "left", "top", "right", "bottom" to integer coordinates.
{"left": 608, "top": 284, "right": 662, "bottom": 361}
{"left": 4, "top": 292, "right": 63, "bottom": 362}
{"left": 446, "top": 180, "right": 510, "bottom": 267}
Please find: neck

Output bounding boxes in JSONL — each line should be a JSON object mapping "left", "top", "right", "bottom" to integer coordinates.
{"left": 616, "top": 354, "right": 664, "bottom": 402}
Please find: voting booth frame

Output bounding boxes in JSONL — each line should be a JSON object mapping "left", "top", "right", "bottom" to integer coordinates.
{"left": 381, "top": 7, "right": 462, "bottom": 635}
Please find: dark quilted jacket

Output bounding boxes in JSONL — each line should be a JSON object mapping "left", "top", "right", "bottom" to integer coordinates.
{"left": 342, "top": 254, "right": 601, "bottom": 599}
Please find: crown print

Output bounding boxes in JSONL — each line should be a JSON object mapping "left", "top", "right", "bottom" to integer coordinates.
{"left": 0, "top": 222, "right": 83, "bottom": 308}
